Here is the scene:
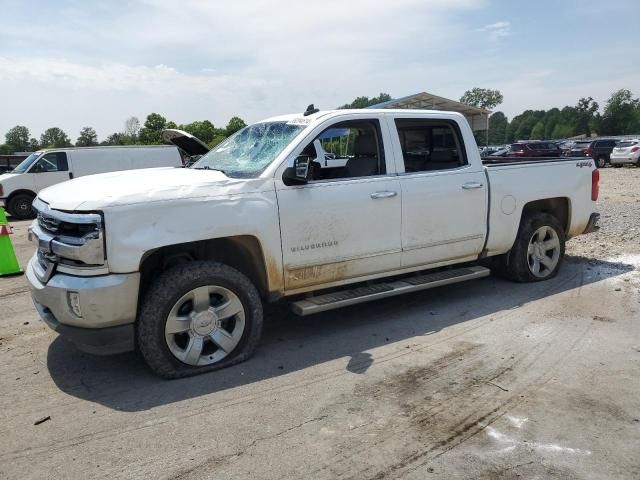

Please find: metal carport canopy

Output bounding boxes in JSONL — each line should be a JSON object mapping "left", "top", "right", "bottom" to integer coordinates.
{"left": 367, "top": 91, "right": 489, "bottom": 131}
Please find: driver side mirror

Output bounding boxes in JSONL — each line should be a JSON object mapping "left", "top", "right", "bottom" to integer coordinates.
{"left": 283, "top": 157, "right": 311, "bottom": 186}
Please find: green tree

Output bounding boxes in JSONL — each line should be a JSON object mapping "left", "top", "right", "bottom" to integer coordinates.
{"left": 76, "top": 126, "right": 98, "bottom": 147}
{"left": 225, "top": 117, "right": 247, "bottom": 137}
{"left": 574, "top": 97, "right": 599, "bottom": 136}
{"left": 460, "top": 88, "right": 503, "bottom": 111}
{"left": 339, "top": 92, "right": 392, "bottom": 109}
{"left": 487, "top": 111, "right": 508, "bottom": 144}
{"left": 543, "top": 108, "right": 560, "bottom": 139}
{"left": 5, "top": 125, "right": 31, "bottom": 152}
{"left": 551, "top": 123, "right": 574, "bottom": 139}
{"left": 208, "top": 135, "right": 227, "bottom": 149}
{"left": 138, "top": 113, "right": 168, "bottom": 144}
{"left": 0, "top": 144, "right": 12, "bottom": 154}
{"left": 102, "top": 132, "right": 126, "bottom": 145}
{"left": 182, "top": 120, "right": 217, "bottom": 144}
{"left": 530, "top": 121, "right": 545, "bottom": 140}
{"left": 599, "top": 89, "right": 640, "bottom": 135}
{"left": 40, "top": 127, "right": 71, "bottom": 148}
{"left": 28, "top": 138, "right": 39, "bottom": 151}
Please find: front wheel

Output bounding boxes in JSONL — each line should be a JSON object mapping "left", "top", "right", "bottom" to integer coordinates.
{"left": 137, "top": 261, "right": 263, "bottom": 379}
{"left": 7, "top": 193, "right": 36, "bottom": 220}
{"left": 496, "top": 212, "right": 565, "bottom": 282}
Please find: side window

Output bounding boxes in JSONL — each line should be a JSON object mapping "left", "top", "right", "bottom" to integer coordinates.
{"left": 32, "top": 152, "right": 68, "bottom": 173}
{"left": 394, "top": 119, "right": 467, "bottom": 172}
{"left": 297, "top": 119, "right": 386, "bottom": 181}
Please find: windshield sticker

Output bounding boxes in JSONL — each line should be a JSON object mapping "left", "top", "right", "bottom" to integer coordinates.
{"left": 287, "top": 117, "right": 312, "bottom": 126}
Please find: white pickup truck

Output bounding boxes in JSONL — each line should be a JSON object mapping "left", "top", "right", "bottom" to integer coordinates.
{"left": 26, "top": 108, "right": 600, "bottom": 378}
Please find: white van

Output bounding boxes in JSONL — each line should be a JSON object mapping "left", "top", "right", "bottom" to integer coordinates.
{"left": 0, "top": 145, "right": 183, "bottom": 219}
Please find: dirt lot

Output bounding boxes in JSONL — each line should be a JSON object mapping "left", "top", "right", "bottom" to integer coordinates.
{"left": 1, "top": 168, "right": 639, "bottom": 479}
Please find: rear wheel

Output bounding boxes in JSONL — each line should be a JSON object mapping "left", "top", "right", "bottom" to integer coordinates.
{"left": 7, "top": 193, "right": 36, "bottom": 220}
{"left": 137, "top": 261, "right": 263, "bottom": 379}
{"left": 596, "top": 156, "right": 607, "bottom": 168}
{"left": 496, "top": 212, "right": 565, "bottom": 282}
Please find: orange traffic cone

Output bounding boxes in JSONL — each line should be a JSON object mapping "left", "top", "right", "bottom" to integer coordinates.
{"left": 0, "top": 207, "right": 23, "bottom": 276}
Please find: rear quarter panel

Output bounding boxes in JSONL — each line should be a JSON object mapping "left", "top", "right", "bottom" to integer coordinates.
{"left": 485, "top": 159, "right": 596, "bottom": 255}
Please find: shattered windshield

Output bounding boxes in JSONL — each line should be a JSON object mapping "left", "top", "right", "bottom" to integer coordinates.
{"left": 191, "top": 121, "right": 305, "bottom": 177}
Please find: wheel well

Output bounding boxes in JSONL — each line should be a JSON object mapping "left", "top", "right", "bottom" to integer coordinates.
{"left": 139, "top": 236, "right": 270, "bottom": 300}
{"left": 521, "top": 197, "right": 570, "bottom": 233}
{"left": 7, "top": 189, "right": 36, "bottom": 203}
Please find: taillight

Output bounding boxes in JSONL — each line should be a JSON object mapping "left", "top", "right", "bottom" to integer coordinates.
{"left": 631, "top": 146, "right": 640, "bottom": 153}
{"left": 591, "top": 169, "right": 599, "bottom": 201}
{"left": 585, "top": 147, "right": 593, "bottom": 155}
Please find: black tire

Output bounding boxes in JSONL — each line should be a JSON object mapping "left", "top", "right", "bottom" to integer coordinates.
{"left": 7, "top": 193, "right": 36, "bottom": 220}
{"left": 613, "top": 164, "right": 623, "bottom": 168}
{"left": 495, "top": 212, "right": 565, "bottom": 283}
{"left": 137, "top": 261, "right": 263, "bottom": 379}
{"left": 596, "top": 156, "right": 607, "bottom": 168}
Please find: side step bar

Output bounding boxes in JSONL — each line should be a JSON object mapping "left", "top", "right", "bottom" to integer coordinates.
{"left": 290, "top": 265, "right": 490, "bottom": 316}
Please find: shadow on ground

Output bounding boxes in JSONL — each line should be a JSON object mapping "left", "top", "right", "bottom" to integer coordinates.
{"left": 46, "top": 255, "right": 634, "bottom": 411}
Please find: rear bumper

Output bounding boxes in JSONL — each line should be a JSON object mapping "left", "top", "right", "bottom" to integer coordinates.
{"left": 610, "top": 156, "right": 638, "bottom": 165}
{"left": 583, "top": 213, "right": 600, "bottom": 234}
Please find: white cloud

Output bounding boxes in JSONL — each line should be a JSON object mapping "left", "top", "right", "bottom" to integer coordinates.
{"left": 478, "top": 20, "right": 512, "bottom": 40}
{"left": 0, "top": 0, "right": 484, "bottom": 138}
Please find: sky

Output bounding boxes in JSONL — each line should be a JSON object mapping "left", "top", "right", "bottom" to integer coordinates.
{"left": 1, "top": 0, "right": 639, "bottom": 141}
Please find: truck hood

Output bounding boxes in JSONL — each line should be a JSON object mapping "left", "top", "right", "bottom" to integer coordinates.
{"left": 37, "top": 167, "right": 265, "bottom": 211}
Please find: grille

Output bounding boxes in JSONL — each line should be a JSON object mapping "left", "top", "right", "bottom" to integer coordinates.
{"left": 37, "top": 213, "right": 61, "bottom": 234}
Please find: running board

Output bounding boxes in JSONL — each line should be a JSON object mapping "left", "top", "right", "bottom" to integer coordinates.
{"left": 290, "top": 265, "right": 490, "bottom": 316}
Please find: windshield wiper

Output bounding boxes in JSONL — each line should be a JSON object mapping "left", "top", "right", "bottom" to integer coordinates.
{"left": 193, "top": 166, "right": 226, "bottom": 173}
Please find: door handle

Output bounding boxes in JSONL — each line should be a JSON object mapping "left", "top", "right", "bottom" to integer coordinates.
{"left": 370, "top": 191, "right": 398, "bottom": 199}
{"left": 461, "top": 182, "right": 483, "bottom": 190}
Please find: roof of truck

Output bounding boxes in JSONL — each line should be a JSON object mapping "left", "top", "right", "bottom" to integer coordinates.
{"left": 260, "top": 108, "right": 466, "bottom": 125}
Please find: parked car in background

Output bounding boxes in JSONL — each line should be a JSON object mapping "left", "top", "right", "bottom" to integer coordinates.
{"left": 0, "top": 146, "right": 183, "bottom": 219}
{"left": 510, "top": 141, "right": 561, "bottom": 157}
{"left": 610, "top": 139, "right": 640, "bottom": 167}
{"left": 489, "top": 146, "right": 511, "bottom": 157}
{"left": 565, "top": 140, "right": 593, "bottom": 157}
{"left": 588, "top": 139, "right": 618, "bottom": 168}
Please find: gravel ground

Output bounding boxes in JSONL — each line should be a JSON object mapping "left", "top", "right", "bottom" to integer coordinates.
{"left": 567, "top": 167, "right": 640, "bottom": 259}
{"left": 0, "top": 167, "right": 639, "bottom": 479}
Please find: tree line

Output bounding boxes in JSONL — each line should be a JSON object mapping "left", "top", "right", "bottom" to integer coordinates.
{"left": 460, "top": 87, "right": 640, "bottom": 145}
{"left": 0, "top": 114, "right": 247, "bottom": 154}
{"left": 2, "top": 88, "right": 639, "bottom": 154}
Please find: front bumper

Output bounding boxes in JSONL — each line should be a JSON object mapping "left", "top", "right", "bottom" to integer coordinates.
{"left": 583, "top": 213, "right": 600, "bottom": 234}
{"left": 27, "top": 255, "right": 139, "bottom": 354}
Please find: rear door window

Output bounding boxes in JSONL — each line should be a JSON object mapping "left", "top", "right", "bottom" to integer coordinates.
{"left": 394, "top": 119, "right": 467, "bottom": 172}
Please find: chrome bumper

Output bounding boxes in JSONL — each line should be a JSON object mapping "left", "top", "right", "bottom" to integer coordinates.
{"left": 27, "top": 254, "right": 140, "bottom": 330}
